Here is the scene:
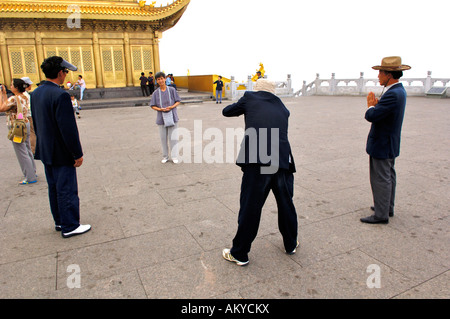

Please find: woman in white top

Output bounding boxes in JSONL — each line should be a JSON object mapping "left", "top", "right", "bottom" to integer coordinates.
{"left": 76, "top": 75, "right": 86, "bottom": 100}
{"left": 0, "top": 79, "right": 37, "bottom": 184}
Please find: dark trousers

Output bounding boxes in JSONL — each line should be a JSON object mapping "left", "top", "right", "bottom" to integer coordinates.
{"left": 230, "top": 165, "right": 298, "bottom": 262}
{"left": 370, "top": 157, "right": 396, "bottom": 219}
{"left": 141, "top": 84, "right": 150, "bottom": 96}
{"left": 44, "top": 164, "right": 80, "bottom": 233}
{"left": 148, "top": 83, "right": 154, "bottom": 95}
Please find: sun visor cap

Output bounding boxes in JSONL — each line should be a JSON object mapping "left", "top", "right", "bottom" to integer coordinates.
{"left": 61, "top": 59, "right": 78, "bottom": 71}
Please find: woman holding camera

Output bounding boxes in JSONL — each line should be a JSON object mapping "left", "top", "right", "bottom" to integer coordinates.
{"left": 0, "top": 79, "right": 37, "bottom": 184}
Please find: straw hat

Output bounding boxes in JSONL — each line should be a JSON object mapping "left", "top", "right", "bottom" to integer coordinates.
{"left": 254, "top": 79, "right": 275, "bottom": 94}
{"left": 372, "top": 56, "right": 411, "bottom": 71}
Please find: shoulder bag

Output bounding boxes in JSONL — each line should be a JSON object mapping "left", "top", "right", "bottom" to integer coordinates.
{"left": 7, "top": 96, "right": 27, "bottom": 143}
{"left": 159, "top": 88, "right": 175, "bottom": 127}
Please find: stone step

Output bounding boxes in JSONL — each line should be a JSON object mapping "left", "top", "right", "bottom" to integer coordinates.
{"left": 77, "top": 92, "right": 213, "bottom": 110}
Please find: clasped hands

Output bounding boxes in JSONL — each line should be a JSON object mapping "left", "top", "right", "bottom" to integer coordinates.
{"left": 155, "top": 106, "right": 174, "bottom": 112}
{"left": 367, "top": 92, "right": 378, "bottom": 108}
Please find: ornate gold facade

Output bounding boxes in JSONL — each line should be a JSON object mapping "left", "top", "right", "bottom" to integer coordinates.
{"left": 0, "top": 0, "right": 190, "bottom": 88}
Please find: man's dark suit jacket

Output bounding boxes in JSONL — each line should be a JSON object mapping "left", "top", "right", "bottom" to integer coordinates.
{"left": 31, "top": 81, "right": 83, "bottom": 166}
{"left": 222, "top": 91, "right": 295, "bottom": 173}
{"left": 365, "top": 83, "right": 406, "bottom": 159}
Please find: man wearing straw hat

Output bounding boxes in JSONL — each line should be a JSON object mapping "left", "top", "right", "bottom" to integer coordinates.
{"left": 361, "top": 56, "right": 411, "bottom": 224}
{"left": 222, "top": 79, "right": 298, "bottom": 266}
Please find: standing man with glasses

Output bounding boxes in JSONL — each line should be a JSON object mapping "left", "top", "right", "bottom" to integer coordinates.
{"left": 31, "top": 56, "right": 91, "bottom": 238}
{"left": 361, "top": 56, "right": 411, "bottom": 224}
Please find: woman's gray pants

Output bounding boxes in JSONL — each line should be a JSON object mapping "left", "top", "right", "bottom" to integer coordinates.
{"left": 158, "top": 123, "right": 178, "bottom": 159}
{"left": 12, "top": 122, "right": 36, "bottom": 182}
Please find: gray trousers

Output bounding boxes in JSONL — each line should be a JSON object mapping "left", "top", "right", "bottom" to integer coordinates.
{"left": 158, "top": 123, "right": 178, "bottom": 159}
{"left": 12, "top": 122, "right": 36, "bottom": 182}
{"left": 370, "top": 156, "right": 396, "bottom": 219}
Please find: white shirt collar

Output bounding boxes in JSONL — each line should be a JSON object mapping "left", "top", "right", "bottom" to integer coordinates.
{"left": 384, "top": 82, "right": 399, "bottom": 91}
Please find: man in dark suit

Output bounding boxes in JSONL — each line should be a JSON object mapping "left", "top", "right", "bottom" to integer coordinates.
{"left": 222, "top": 79, "right": 298, "bottom": 266}
{"left": 361, "top": 56, "right": 411, "bottom": 224}
{"left": 31, "top": 56, "right": 91, "bottom": 238}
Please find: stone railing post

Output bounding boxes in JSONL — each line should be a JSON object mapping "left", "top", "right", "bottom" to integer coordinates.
{"left": 425, "top": 71, "right": 432, "bottom": 91}
{"left": 247, "top": 75, "right": 253, "bottom": 91}
{"left": 314, "top": 73, "right": 320, "bottom": 94}
{"left": 330, "top": 73, "right": 336, "bottom": 95}
{"left": 231, "top": 76, "right": 238, "bottom": 101}
{"left": 358, "top": 72, "right": 365, "bottom": 95}
{"left": 287, "top": 74, "right": 292, "bottom": 95}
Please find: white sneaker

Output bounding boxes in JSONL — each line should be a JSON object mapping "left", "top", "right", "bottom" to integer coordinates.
{"left": 222, "top": 248, "right": 249, "bottom": 266}
{"left": 172, "top": 158, "right": 179, "bottom": 164}
{"left": 161, "top": 157, "right": 169, "bottom": 164}
{"left": 62, "top": 224, "right": 91, "bottom": 238}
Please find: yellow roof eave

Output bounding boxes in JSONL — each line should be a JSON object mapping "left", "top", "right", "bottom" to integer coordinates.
{"left": 0, "top": 0, "right": 190, "bottom": 23}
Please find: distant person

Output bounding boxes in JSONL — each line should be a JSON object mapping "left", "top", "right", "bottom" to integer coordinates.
{"left": 71, "top": 94, "right": 81, "bottom": 119}
{"left": 150, "top": 72, "right": 181, "bottom": 164}
{"left": 222, "top": 79, "right": 298, "bottom": 266}
{"left": 169, "top": 74, "right": 177, "bottom": 90}
{"left": 256, "top": 71, "right": 262, "bottom": 79}
{"left": 165, "top": 74, "right": 172, "bottom": 87}
{"left": 214, "top": 76, "right": 224, "bottom": 104}
{"left": 148, "top": 72, "right": 155, "bottom": 94}
{"left": 361, "top": 56, "right": 411, "bottom": 224}
{"left": 140, "top": 72, "right": 150, "bottom": 96}
{"left": 0, "top": 79, "right": 37, "bottom": 185}
{"left": 75, "top": 75, "right": 86, "bottom": 100}
{"left": 21, "top": 77, "right": 36, "bottom": 154}
{"left": 31, "top": 56, "right": 91, "bottom": 238}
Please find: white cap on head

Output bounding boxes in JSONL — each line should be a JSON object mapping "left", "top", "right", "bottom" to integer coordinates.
{"left": 21, "top": 77, "right": 33, "bottom": 85}
{"left": 254, "top": 79, "right": 275, "bottom": 94}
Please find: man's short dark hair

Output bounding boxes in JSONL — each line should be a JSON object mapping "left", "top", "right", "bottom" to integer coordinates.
{"left": 384, "top": 70, "right": 404, "bottom": 79}
{"left": 41, "top": 56, "right": 64, "bottom": 79}
{"left": 155, "top": 72, "right": 166, "bottom": 80}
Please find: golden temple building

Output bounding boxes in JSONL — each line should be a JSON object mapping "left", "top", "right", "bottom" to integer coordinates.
{"left": 0, "top": 0, "right": 190, "bottom": 89}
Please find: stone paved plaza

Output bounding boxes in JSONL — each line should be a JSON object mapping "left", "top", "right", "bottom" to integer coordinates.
{"left": 0, "top": 95, "right": 448, "bottom": 299}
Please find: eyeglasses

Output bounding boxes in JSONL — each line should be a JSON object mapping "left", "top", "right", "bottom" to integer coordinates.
{"left": 61, "top": 69, "right": 69, "bottom": 74}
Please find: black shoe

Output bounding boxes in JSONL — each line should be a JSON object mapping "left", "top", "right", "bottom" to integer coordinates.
{"left": 360, "top": 215, "right": 389, "bottom": 224}
{"left": 370, "top": 206, "right": 394, "bottom": 217}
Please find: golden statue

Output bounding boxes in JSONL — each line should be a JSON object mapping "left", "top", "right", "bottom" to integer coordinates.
{"left": 251, "top": 63, "right": 265, "bottom": 81}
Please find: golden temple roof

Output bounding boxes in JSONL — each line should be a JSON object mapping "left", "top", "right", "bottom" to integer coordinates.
{"left": 0, "top": 0, "right": 190, "bottom": 21}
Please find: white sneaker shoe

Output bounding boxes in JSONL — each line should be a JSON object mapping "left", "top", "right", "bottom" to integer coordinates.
{"left": 161, "top": 157, "right": 169, "bottom": 164}
{"left": 222, "top": 248, "right": 249, "bottom": 266}
{"left": 62, "top": 224, "right": 91, "bottom": 238}
{"left": 172, "top": 158, "right": 179, "bottom": 164}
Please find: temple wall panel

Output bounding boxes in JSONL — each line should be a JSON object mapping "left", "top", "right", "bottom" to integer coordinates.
{"left": 100, "top": 45, "right": 126, "bottom": 87}
{"left": 7, "top": 45, "right": 40, "bottom": 86}
{"left": 0, "top": 0, "right": 190, "bottom": 89}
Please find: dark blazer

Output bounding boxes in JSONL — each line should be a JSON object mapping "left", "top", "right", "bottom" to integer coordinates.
{"left": 31, "top": 81, "right": 83, "bottom": 166}
{"left": 365, "top": 83, "right": 406, "bottom": 159}
{"left": 223, "top": 91, "right": 295, "bottom": 173}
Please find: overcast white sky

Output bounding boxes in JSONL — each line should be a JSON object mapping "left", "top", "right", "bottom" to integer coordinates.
{"left": 148, "top": 0, "right": 449, "bottom": 90}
